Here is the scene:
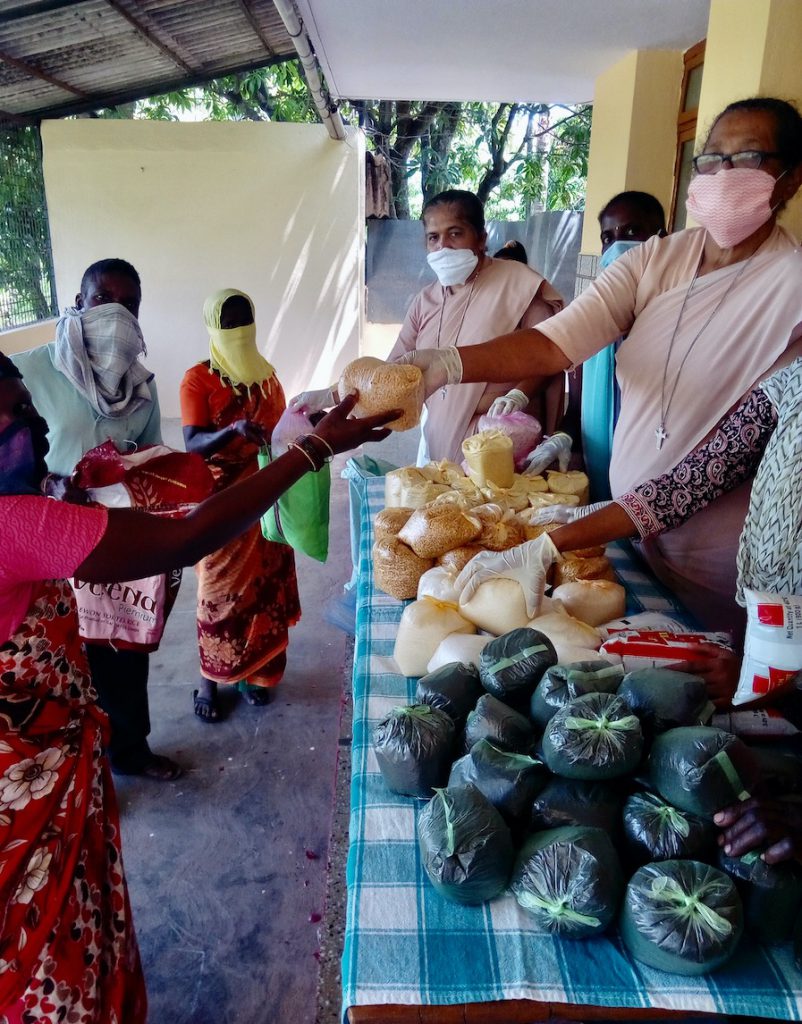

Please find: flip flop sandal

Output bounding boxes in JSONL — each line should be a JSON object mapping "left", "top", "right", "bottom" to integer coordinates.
{"left": 193, "top": 688, "right": 221, "bottom": 723}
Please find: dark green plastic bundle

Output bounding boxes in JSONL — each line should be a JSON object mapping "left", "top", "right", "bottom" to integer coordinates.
{"left": 648, "top": 727, "right": 759, "bottom": 818}
{"left": 621, "top": 860, "right": 743, "bottom": 975}
{"left": 448, "top": 739, "right": 547, "bottom": 826}
{"left": 542, "top": 692, "right": 643, "bottom": 780}
{"left": 718, "top": 850, "right": 802, "bottom": 945}
{"left": 617, "top": 668, "right": 712, "bottom": 738}
{"left": 530, "top": 660, "right": 624, "bottom": 730}
{"left": 418, "top": 784, "right": 514, "bottom": 904}
{"left": 463, "top": 693, "right": 535, "bottom": 755}
{"left": 748, "top": 746, "right": 802, "bottom": 795}
{"left": 372, "top": 704, "right": 455, "bottom": 797}
{"left": 415, "top": 662, "right": 484, "bottom": 727}
{"left": 530, "top": 778, "right": 624, "bottom": 834}
{"left": 623, "top": 792, "right": 716, "bottom": 864}
{"left": 511, "top": 826, "right": 623, "bottom": 938}
{"left": 479, "top": 628, "right": 557, "bottom": 711}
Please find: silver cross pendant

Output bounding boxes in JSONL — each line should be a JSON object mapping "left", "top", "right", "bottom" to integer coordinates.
{"left": 654, "top": 424, "right": 668, "bottom": 450}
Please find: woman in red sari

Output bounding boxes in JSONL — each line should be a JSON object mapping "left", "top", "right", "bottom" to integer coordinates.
{"left": 0, "top": 350, "right": 393, "bottom": 1022}
{"left": 181, "top": 288, "right": 299, "bottom": 721}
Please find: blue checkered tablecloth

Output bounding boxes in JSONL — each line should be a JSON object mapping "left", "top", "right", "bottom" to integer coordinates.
{"left": 342, "top": 477, "right": 802, "bottom": 1020}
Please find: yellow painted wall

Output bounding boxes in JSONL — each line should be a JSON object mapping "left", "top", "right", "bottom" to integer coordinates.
{"left": 40, "top": 120, "right": 364, "bottom": 417}
{"left": 581, "top": 50, "right": 682, "bottom": 253}
{"left": 696, "top": 0, "right": 802, "bottom": 239}
{"left": 0, "top": 319, "right": 57, "bottom": 355}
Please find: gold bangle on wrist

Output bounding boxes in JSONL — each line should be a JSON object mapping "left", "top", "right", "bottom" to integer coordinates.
{"left": 307, "top": 433, "right": 335, "bottom": 461}
{"left": 286, "top": 441, "right": 320, "bottom": 472}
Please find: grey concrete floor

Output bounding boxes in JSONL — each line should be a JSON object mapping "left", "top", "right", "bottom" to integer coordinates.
{"left": 114, "top": 421, "right": 417, "bottom": 1024}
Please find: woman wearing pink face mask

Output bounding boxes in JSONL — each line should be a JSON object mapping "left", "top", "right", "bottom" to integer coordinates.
{"left": 404, "top": 98, "right": 802, "bottom": 636}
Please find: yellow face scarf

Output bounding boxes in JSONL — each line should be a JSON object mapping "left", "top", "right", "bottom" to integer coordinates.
{"left": 203, "top": 288, "right": 276, "bottom": 392}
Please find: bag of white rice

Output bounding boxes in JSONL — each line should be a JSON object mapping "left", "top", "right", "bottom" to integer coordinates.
{"left": 551, "top": 580, "right": 626, "bottom": 627}
{"left": 542, "top": 692, "right": 643, "bottom": 780}
{"left": 459, "top": 578, "right": 531, "bottom": 636}
{"left": 427, "top": 633, "right": 492, "bottom": 673}
{"left": 339, "top": 356, "right": 424, "bottom": 431}
{"left": 372, "top": 704, "right": 456, "bottom": 797}
{"left": 511, "top": 826, "right": 623, "bottom": 937}
{"left": 418, "top": 784, "right": 514, "bottom": 904}
{"left": 462, "top": 430, "right": 515, "bottom": 488}
{"left": 417, "top": 566, "right": 460, "bottom": 605}
{"left": 373, "top": 537, "right": 434, "bottom": 600}
{"left": 527, "top": 611, "right": 602, "bottom": 651}
{"left": 393, "top": 597, "right": 475, "bottom": 678}
{"left": 621, "top": 860, "right": 743, "bottom": 974}
{"left": 397, "top": 505, "right": 481, "bottom": 559}
{"left": 545, "top": 470, "right": 590, "bottom": 504}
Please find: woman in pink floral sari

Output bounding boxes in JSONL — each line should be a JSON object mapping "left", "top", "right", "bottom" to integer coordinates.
{"left": 0, "top": 350, "right": 394, "bottom": 1023}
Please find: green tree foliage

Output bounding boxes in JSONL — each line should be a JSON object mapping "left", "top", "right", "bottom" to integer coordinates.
{"left": 97, "top": 61, "right": 591, "bottom": 220}
{"left": 0, "top": 126, "right": 57, "bottom": 327}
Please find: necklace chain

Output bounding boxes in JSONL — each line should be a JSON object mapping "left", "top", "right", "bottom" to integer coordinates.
{"left": 656, "top": 250, "right": 759, "bottom": 450}
{"left": 435, "top": 276, "right": 477, "bottom": 398}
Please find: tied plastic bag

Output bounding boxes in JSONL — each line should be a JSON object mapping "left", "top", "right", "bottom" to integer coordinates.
{"left": 464, "top": 694, "right": 535, "bottom": 754}
{"left": 397, "top": 504, "right": 481, "bottom": 559}
{"left": 511, "top": 826, "right": 623, "bottom": 938}
{"left": 372, "top": 538, "right": 434, "bottom": 600}
{"left": 339, "top": 356, "right": 424, "bottom": 431}
{"left": 618, "top": 668, "right": 713, "bottom": 739}
{"left": 384, "top": 467, "right": 450, "bottom": 508}
{"left": 462, "top": 430, "right": 515, "bottom": 488}
{"left": 258, "top": 404, "right": 331, "bottom": 561}
{"left": 718, "top": 849, "right": 802, "bottom": 945}
{"left": 448, "top": 739, "right": 547, "bottom": 827}
{"left": 530, "top": 778, "right": 624, "bottom": 835}
{"left": 550, "top": 581, "right": 626, "bottom": 627}
{"left": 418, "top": 785, "right": 514, "bottom": 904}
{"left": 479, "top": 627, "right": 558, "bottom": 711}
{"left": 459, "top": 578, "right": 533, "bottom": 637}
{"left": 372, "top": 704, "right": 456, "bottom": 797}
{"left": 623, "top": 792, "right": 717, "bottom": 865}
{"left": 621, "top": 861, "right": 743, "bottom": 975}
{"left": 415, "top": 662, "right": 484, "bottom": 726}
{"left": 393, "top": 597, "right": 475, "bottom": 678}
{"left": 735, "top": 590, "right": 802, "bottom": 706}
{"left": 426, "top": 633, "right": 492, "bottom": 674}
{"left": 417, "top": 566, "right": 460, "bottom": 605}
{"left": 647, "top": 727, "right": 760, "bottom": 817}
{"left": 374, "top": 506, "right": 415, "bottom": 542}
{"left": 476, "top": 410, "right": 543, "bottom": 470}
{"left": 530, "top": 660, "right": 624, "bottom": 730}
{"left": 542, "top": 692, "right": 643, "bottom": 781}
{"left": 472, "top": 503, "right": 526, "bottom": 551}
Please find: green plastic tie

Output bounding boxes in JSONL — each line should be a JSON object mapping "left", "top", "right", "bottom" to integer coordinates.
{"left": 435, "top": 789, "right": 457, "bottom": 857}
{"left": 711, "top": 749, "right": 751, "bottom": 801}
{"left": 484, "top": 644, "right": 549, "bottom": 675}
{"left": 517, "top": 889, "right": 601, "bottom": 928}
{"left": 649, "top": 875, "right": 732, "bottom": 937}
{"left": 395, "top": 705, "right": 431, "bottom": 717}
{"left": 566, "top": 664, "right": 624, "bottom": 686}
{"left": 656, "top": 803, "right": 690, "bottom": 839}
{"left": 563, "top": 714, "right": 640, "bottom": 733}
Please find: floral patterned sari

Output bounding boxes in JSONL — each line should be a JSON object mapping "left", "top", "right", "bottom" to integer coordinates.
{"left": 0, "top": 578, "right": 145, "bottom": 1024}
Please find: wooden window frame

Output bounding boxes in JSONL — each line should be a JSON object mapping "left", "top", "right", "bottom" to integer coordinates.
{"left": 669, "top": 39, "right": 706, "bottom": 230}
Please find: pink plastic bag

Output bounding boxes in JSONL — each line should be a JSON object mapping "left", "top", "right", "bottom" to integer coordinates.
{"left": 477, "top": 411, "right": 542, "bottom": 470}
{"left": 271, "top": 406, "right": 316, "bottom": 455}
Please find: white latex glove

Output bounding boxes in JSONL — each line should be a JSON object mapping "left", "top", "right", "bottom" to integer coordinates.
{"left": 521, "top": 432, "right": 573, "bottom": 475}
{"left": 455, "top": 535, "right": 561, "bottom": 618}
{"left": 396, "top": 347, "right": 463, "bottom": 398}
{"left": 528, "top": 499, "right": 612, "bottom": 526}
{"left": 288, "top": 386, "right": 336, "bottom": 415}
{"left": 488, "top": 388, "right": 528, "bottom": 418}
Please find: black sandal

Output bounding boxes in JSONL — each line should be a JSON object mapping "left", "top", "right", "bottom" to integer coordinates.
{"left": 193, "top": 688, "right": 221, "bottom": 723}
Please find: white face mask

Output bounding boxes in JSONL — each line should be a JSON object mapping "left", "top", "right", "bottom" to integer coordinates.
{"left": 426, "top": 247, "right": 479, "bottom": 286}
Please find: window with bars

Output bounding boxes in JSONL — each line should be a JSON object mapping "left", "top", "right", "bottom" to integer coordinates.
{"left": 0, "top": 125, "right": 58, "bottom": 331}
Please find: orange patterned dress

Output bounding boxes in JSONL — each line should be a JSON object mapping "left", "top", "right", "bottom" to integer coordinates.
{"left": 179, "top": 362, "right": 300, "bottom": 687}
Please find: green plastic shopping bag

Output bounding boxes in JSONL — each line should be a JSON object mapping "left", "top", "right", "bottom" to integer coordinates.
{"left": 258, "top": 447, "right": 331, "bottom": 562}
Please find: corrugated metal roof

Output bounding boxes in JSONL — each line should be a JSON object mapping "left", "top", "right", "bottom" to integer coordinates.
{"left": 0, "top": 0, "right": 298, "bottom": 124}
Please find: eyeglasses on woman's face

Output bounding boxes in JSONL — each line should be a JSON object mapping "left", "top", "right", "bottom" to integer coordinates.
{"left": 692, "top": 150, "right": 783, "bottom": 175}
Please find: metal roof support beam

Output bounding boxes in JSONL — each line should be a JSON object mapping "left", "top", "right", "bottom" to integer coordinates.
{"left": 105, "top": 0, "right": 195, "bottom": 75}
{"left": 270, "top": 0, "right": 346, "bottom": 142}
{"left": 235, "top": 0, "right": 276, "bottom": 59}
{"left": 0, "top": 49, "right": 87, "bottom": 97}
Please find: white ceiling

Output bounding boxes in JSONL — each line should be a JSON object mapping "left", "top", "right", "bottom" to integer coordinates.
{"left": 296, "top": 0, "right": 711, "bottom": 104}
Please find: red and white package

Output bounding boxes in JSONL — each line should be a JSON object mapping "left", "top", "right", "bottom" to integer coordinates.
{"left": 734, "top": 590, "right": 802, "bottom": 707}
{"left": 599, "top": 629, "right": 732, "bottom": 673}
